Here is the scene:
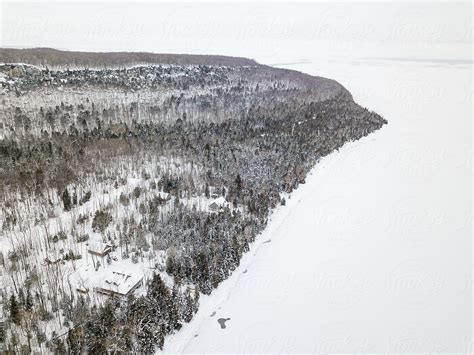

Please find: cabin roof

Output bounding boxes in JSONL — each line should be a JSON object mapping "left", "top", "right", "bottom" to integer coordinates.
{"left": 98, "top": 270, "right": 142, "bottom": 295}
{"left": 87, "top": 241, "right": 112, "bottom": 253}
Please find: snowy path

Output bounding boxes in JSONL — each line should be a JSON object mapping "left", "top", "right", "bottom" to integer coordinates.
{"left": 164, "top": 59, "right": 471, "bottom": 353}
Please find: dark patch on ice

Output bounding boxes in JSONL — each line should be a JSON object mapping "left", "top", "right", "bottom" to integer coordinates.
{"left": 210, "top": 311, "right": 216, "bottom": 317}
{"left": 218, "top": 318, "right": 231, "bottom": 329}
{"left": 194, "top": 333, "right": 198, "bottom": 337}
{"left": 243, "top": 269, "right": 248, "bottom": 274}
{"left": 263, "top": 239, "right": 271, "bottom": 244}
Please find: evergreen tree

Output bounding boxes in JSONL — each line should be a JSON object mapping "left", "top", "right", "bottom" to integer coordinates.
{"left": 235, "top": 174, "right": 243, "bottom": 190}
{"left": 67, "top": 327, "right": 84, "bottom": 354}
{"left": 9, "top": 294, "right": 21, "bottom": 325}
{"left": 61, "top": 188, "right": 72, "bottom": 211}
{"left": 18, "top": 289, "right": 25, "bottom": 307}
{"left": 193, "top": 286, "right": 200, "bottom": 314}
{"left": 148, "top": 273, "right": 169, "bottom": 301}
{"left": 183, "top": 287, "right": 194, "bottom": 323}
{"left": 25, "top": 288, "right": 34, "bottom": 312}
{"left": 72, "top": 188, "right": 78, "bottom": 206}
{"left": 169, "top": 284, "right": 182, "bottom": 330}
{"left": 166, "top": 255, "right": 175, "bottom": 275}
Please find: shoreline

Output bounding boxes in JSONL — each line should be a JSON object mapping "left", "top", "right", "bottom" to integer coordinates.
{"left": 163, "top": 129, "right": 382, "bottom": 353}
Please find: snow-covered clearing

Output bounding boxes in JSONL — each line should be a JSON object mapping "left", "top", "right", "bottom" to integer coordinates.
{"left": 0, "top": 153, "right": 231, "bottom": 342}
{"left": 164, "top": 57, "right": 471, "bottom": 352}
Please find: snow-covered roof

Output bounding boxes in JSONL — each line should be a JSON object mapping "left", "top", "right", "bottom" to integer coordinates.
{"left": 87, "top": 241, "right": 112, "bottom": 253}
{"left": 209, "top": 196, "right": 228, "bottom": 212}
{"left": 209, "top": 201, "right": 220, "bottom": 210}
{"left": 98, "top": 270, "right": 143, "bottom": 296}
{"left": 43, "top": 251, "right": 62, "bottom": 264}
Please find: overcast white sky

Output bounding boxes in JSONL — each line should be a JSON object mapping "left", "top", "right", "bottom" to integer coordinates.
{"left": 1, "top": 1, "right": 472, "bottom": 64}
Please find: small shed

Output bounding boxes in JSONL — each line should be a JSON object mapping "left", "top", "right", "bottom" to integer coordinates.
{"left": 209, "top": 201, "right": 220, "bottom": 212}
{"left": 88, "top": 242, "right": 112, "bottom": 257}
{"left": 43, "top": 254, "right": 62, "bottom": 266}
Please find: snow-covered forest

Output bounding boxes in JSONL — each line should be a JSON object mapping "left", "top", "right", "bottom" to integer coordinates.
{"left": 0, "top": 48, "right": 386, "bottom": 353}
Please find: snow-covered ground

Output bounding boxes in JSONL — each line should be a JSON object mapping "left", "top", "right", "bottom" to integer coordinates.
{"left": 164, "top": 57, "right": 471, "bottom": 352}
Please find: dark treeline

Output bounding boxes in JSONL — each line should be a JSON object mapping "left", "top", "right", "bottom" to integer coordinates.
{"left": 0, "top": 47, "right": 257, "bottom": 68}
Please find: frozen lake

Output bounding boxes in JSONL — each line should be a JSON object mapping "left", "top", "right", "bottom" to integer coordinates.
{"left": 164, "top": 57, "right": 471, "bottom": 352}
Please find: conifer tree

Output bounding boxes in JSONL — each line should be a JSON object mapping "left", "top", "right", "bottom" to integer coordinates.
{"left": 61, "top": 188, "right": 72, "bottom": 211}
{"left": 9, "top": 294, "right": 21, "bottom": 325}
{"left": 25, "top": 289, "right": 34, "bottom": 312}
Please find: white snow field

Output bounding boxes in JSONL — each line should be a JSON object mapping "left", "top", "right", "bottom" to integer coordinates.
{"left": 164, "top": 58, "right": 471, "bottom": 353}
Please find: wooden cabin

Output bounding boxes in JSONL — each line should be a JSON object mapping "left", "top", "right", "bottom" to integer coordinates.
{"left": 43, "top": 255, "right": 62, "bottom": 266}
{"left": 96, "top": 270, "right": 143, "bottom": 297}
{"left": 87, "top": 242, "right": 112, "bottom": 257}
{"left": 209, "top": 201, "right": 220, "bottom": 212}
